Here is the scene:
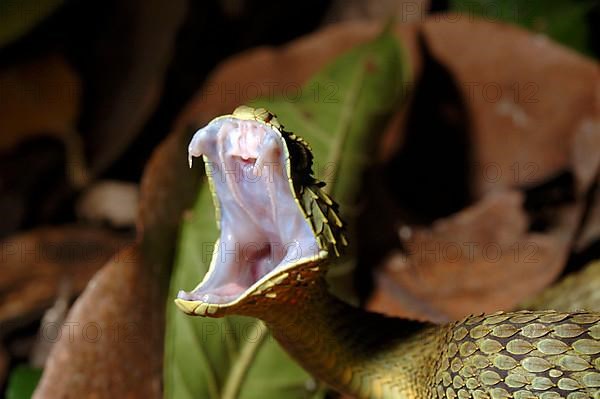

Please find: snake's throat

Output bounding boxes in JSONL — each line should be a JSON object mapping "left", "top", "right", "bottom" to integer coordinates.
{"left": 177, "top": 117, "right": 320, "bottom": 307}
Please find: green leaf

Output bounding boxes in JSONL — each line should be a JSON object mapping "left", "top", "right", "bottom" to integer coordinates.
{"left": 164, "top": 30, "right": 408, "bottom": 399}
{"left": 5, "top": 365, "right": 43, "bottom": 399}
{"left": 253, "top": 30, "right": 407, "bottom": 210}
{"left": 450, "top": 0, "right": 594, "bottom": 56}
{"left": 0, "top": 0, "right": 64, "bottom": 48}
{"left": 251, "top": 29, "right": 408, "bottom": 301}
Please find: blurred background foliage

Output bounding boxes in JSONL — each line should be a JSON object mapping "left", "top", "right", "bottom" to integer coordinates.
{"left": 0, "top": 0, "right": 598, "bottom": 398}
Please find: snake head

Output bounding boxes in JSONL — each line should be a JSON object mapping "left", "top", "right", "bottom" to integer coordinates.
{"left": 175, "top": 106, "right": 346, "bottom": 318}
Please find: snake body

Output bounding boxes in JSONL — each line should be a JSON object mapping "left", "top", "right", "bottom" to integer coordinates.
{"left": 175, "top": 107, "right": 600, "bottom": 399}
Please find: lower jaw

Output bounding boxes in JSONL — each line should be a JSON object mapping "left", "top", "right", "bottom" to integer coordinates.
{"left": 179, "top": 281, "right": 248, "bottom": 304}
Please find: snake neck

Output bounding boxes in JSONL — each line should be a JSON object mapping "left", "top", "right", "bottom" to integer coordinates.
{"left": 251, "top": 277, "right": 450, "bottom": 399}
{"left": 251, "top": 279, "right": 600, "bottom": 399}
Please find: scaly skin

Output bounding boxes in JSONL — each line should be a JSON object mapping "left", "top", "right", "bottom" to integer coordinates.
{"left": 235, "top": 275, "right": 600, "bottom": 398}
{"left": 176, "top": 107, "right": 600, "bottom": 399}
{"left": 243, "top": 277, "right": 449, "bottom": 398}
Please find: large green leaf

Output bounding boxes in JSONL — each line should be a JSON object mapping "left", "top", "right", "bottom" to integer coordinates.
{"left": 164, "top": 30, "right": 407, "bottom": 399}
{"left": 251, "top": 30, "right": 408, "bottom": 301}
{"left": 5, "top": 365, "right": 42, "bottom": 399}
{"left": 450, "top": 0, "right": 594, "bottom": 56}
{"left": 253, "top": 32, "right": 407, "bottom": 210}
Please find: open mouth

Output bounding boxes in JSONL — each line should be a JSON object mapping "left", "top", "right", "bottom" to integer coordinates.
{"left": 177, "top": 116, "right": 320, "bottom": 306}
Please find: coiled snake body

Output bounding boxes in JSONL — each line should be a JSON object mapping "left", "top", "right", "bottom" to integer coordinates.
{"left": 175, "top": 106, "right": 600, "bottom": 399}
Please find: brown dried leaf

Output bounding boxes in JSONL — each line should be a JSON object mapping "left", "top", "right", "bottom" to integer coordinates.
{"left": 31, "top": 4, "right": 187, "bottom": 396}
{"left": 368, "top": 191, "right": 580, "bottom": 322}
{"left": 0, "top": 226, "right": 130, "bottom": 333}
{"left": 33, "top": 245, "right": 162, "bottom": 398}
{"left": 422, "top": 15, "right": 599, "bottom": 196}
{"left": 32, "top": 122, "right": 191, "bottom": 398}
{"left": 31, "top": 113, "right": 195, "bottom": 399}
{"left": 369, "top": 16, "right": 598, "bottom": 321}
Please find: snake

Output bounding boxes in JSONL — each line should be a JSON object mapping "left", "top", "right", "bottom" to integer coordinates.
{"left": 174, "top": 106, "right": 600, "bottom": 399}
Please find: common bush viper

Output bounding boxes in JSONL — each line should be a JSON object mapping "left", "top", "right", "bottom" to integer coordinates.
{"left": 175, "top": 106, "right": 600, "bottom": 399}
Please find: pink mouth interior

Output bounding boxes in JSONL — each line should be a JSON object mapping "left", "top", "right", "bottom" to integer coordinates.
{"left": 177, "top": 118, "right": 319, "bottom": 304}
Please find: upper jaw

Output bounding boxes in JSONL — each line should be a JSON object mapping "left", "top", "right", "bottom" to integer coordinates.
{"left": 175, "top": 114, "right": 321, "bottom": 316}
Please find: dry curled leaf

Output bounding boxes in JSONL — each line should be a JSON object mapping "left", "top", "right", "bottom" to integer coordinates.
{"left": 422, "top": 15, "right": 599, "bottom": 196}
{"left": 368, "top": 15, "right": 598, "bottom": 322}
{"left": 32, "top": 119, "right": 195, "bottom": 399}
{"left": 33, "top": 245, "right": 162, "bottom": 398}
{"left": 31, "top": 3, "right": 187, "bottom": 396}
{"left": 0, "top": 226, "right": 130, "bottom": 334}
{"left": 368, "top": 191, "right": 579, "bottom": 322}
